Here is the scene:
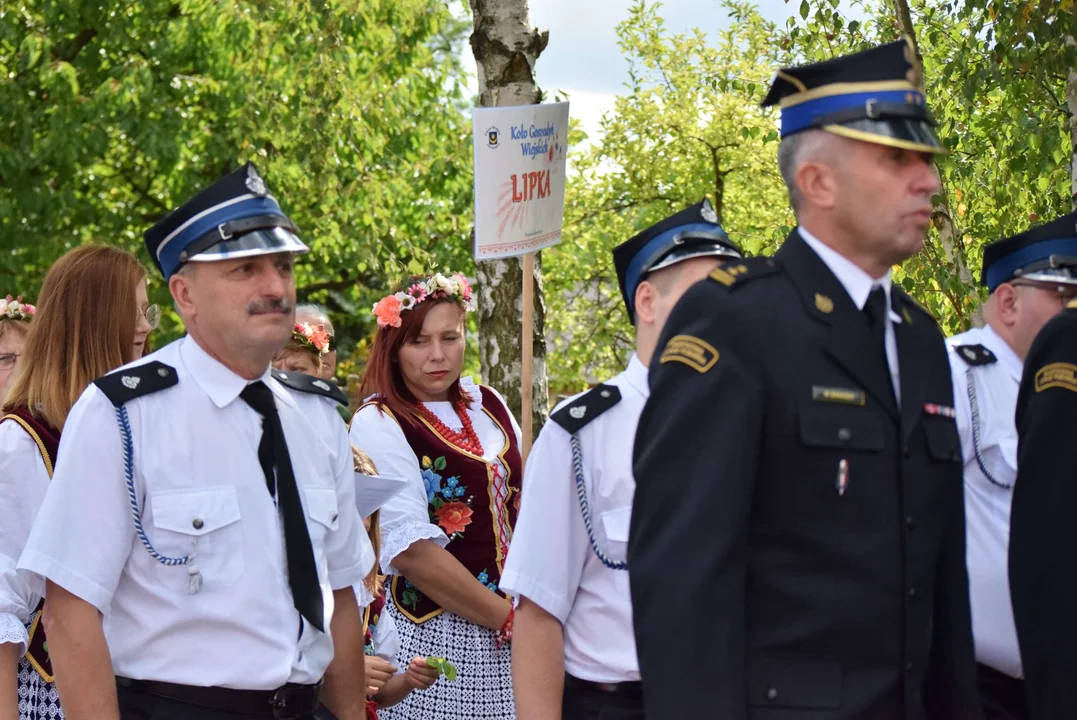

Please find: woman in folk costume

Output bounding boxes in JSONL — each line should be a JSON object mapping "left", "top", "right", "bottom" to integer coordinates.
{"left": 349, "top": 272, "right": 522, "bottom": 720}
{"left": 0, "top": 295, "right": 34, "bottom": 402}
{"left": 0, "top": 246, "right": 156, "bottom": 720}
{"left": 272, "top": 321, "right": 332, "bottom": 377}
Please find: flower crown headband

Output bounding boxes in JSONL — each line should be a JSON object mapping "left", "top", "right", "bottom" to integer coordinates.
{"left": 372, "top": 272, "right": 476, "bottom": 329}
{"left": 291, "top": 322, "right": 331, "bottom": 356}
{"left": 0, "top": 295, "right": 35, "bottom": 322}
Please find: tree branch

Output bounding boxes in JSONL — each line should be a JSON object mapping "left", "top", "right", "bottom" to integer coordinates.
{"left": 52, "top": 29, "right": 97, "bottom": 63}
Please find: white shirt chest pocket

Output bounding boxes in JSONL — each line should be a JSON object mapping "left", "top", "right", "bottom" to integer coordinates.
{"left": 302, "top": 487, "right": 340, "bottom": 554}
{"left": 150, "top": 486, "right": 244, "bottom": 592}
{"left": 601, "top": 506, "right": 632, "bottom": 543}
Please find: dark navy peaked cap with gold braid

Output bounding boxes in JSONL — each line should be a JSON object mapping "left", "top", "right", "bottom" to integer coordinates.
{"left": 762, "top": 39, "right": 945, "bottom": 154}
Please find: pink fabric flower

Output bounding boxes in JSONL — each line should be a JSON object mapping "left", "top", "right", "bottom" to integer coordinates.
{"left": 454, "top": 273, "right": 473, "bottom": 301}
{"left": 373, "top": 295, "right": 403, "bottom": 328}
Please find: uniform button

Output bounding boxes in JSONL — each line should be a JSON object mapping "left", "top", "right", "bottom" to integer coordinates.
{"left": 906, "top": 662, "right": 914, "bottom": 673}
{"left": 905, "top": 515, "right": 914, "bottom": 529}
{"left": 838, "top": 428, "right": 851, "bottom": 441}
{"left": 766, "top": 688, "right": 778, "bottom": 702}
{"left": 192, "top": 518, "right": 204, "bottom": 530}
{"left": 908, "top": 587, "right": 917, "bottom": 599}
{"left": 903, "top": 445, "right": 910, "bottom": 459}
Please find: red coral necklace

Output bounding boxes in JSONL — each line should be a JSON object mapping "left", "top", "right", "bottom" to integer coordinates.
{"left": 417, "top": 400, "right": 484, "bottom": 457}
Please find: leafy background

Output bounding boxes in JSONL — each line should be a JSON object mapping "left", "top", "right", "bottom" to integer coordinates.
{"left": 1, "top": 0, "right": 1073, "bottom": 403}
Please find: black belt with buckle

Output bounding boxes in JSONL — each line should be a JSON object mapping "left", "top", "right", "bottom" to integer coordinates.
{"left": 564, "top": 673, "right": 643, "bottom": 699}
{"left": 116, "top": 676, "right": 321, "bottom": 718}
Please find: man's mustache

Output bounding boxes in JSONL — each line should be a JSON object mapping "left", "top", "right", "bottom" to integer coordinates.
{"left": 247, "top": 297, "right": 292, "bottom": 315}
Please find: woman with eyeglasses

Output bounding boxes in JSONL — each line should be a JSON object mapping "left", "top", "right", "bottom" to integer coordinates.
{"left": 0, "top": 245, "right": 156, "bottom": 720}
{"left": 0, "top": 297, "right": 35, "bottom": 404}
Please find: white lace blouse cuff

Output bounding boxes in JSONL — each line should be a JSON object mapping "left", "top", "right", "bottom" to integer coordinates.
{"left": 380, "top": 522, "right": 449, "bottom": 576}
{"left": 354, "top": 580, "right": 375, "bottom": 609}
{"left": 0, "top": 612, "right": 28, "bottom": 654}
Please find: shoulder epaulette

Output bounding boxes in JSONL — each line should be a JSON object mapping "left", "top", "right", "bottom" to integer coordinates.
{"left": 1068, "top": 298, "right": 1077, "bottom": 310}
{"left": 707, "top": 256, "right": 779, "bottom": 289}
{"left": 550, "top": 384, "right": 621, "bottom": 434}
{"left": 272, "top": 369, "right": 349, "bottom": 406}
{"left": 952, "top": 344, "right": 997, "bottom": 367}
{"left": 94, "top": 361, "right": 179, "bottom": 407}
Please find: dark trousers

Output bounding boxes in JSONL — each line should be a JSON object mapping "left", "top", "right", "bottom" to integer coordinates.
{"left": 562, "top": 674, "right": 645, "bottom": 720}
{"left": 978, "top": 663, "right": 1030, "bottom": 720}
{"left": 116, "top": 682, "right": 335, "bottom": 720}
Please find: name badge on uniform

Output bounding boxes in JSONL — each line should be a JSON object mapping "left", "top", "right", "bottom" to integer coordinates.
{"left": 811, "top": 385, "right": 865, "bottom": 406}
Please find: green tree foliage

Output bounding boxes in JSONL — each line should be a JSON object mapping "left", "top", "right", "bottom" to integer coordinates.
{"left": 545, "top": 0, "right": 1074, "bottom": 396}
{"left": 543, "top": 0, "right": 791, "bottom": 394}
{"left": 0, "top": 0, "right": 475, "bottom": 363}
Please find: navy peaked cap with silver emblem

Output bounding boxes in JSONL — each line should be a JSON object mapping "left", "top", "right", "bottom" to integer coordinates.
{"left": 550, "top": 384, "right": 622, "bottom": 434}
{"left": 613, "top": 199, "right": 743, "bottom": 324}
{"left": 761, "top": 39, "right": 944, "bottom": 155}
{"left": 143, "top": 162, "right": 308, "bottom": 280}
{"left": 981, "top": 210, "right": 1077, "bottom": 292}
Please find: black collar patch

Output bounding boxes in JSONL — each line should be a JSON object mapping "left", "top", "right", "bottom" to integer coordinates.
{"left": 272, "top": 369, "right": 348, "bottom": 405}
{"left": 953, "top": 344, "right": 997, "bottom": 367}
{"left": 550, "top": 384, "right": 622, "bottom": 434}
{"left": 94, "top": 361, "right": 179, "bottom": 407}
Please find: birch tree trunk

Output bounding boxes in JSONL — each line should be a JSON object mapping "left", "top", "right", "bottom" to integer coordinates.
{"left": 469, "top": 0, "right": 550, "bottom": 431}
{"left": 1067, "top": 61, "right": 1077, "bottom": 209}
{"left": 892, "top": 0, "right": 979, "bottom": 326}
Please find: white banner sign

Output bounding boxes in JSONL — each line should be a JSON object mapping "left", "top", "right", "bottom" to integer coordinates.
{"left": 472, "top": 102, "right": 569, "bottom": 259}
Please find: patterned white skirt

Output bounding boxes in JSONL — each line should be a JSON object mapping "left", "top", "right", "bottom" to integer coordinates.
{"left": 17, "top": 657, "right": 62, "bottom": 720}
{"left": 378, "top": 596, "right": 515, "bottom": 720}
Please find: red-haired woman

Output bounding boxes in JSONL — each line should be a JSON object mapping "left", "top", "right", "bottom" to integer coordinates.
{"left": 0, "top": 246, "right": 155, "bottom": 720}
{"left": 349, "top": 272, "right": 521, "bottom": 719}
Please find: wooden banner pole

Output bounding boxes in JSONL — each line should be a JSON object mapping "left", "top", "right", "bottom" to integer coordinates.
{"left": 521, "top": 252, "right": 534, "bottom": 462}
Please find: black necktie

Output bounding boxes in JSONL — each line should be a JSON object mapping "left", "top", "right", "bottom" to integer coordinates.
{"left": 240, "top": 381, "right": 325, "bottom": 632}
{"left": 864, "top": 287, "right": 896, "bottom": 402}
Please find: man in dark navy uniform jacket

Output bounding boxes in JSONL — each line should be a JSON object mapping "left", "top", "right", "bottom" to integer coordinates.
{"left": 1010, "top": 296, "right": 1077, "bottom": 720}
{"left": 628, "top": 41, "right": 982, "bottom": 720}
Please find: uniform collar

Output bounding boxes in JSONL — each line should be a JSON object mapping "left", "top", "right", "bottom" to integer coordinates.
{"left": 798, "top": 227, "right": 902, "bottom": 324}
{"left": 980, "top": 323, "right": 1023, "bottom": 382}
{"left": 180, "top": 335, "right": 295, "bottom": 410}
{"left": 624, "top": 353, "right": 650, "bottom": 398}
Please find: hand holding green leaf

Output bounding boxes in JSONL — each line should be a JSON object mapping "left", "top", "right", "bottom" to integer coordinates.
{"left": 425, "top": 656, "right": 458, "bottom": 681}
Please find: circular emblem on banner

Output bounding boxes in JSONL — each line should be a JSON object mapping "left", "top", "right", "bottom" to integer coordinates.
{"left": 486, "top": 127, "right": 500, "bottom": 149}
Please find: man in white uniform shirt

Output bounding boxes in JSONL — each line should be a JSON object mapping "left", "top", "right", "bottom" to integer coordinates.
{"left": 18, "top": 163, "right": 374, "bottom": 720}
{"left": 501, "top": 199, "right": 743, "bottom": 720}
{"left": 946, "top": 211, "right": 1077, "bottom": 720}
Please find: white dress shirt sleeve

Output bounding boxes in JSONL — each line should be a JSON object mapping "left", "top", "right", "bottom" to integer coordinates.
{"left": 325, "top": 410, "right": 375, "bottom": 592}
{"left": 499, "top": 421, "right": 588, "bottom": 623}
{"left": 18, "top": 386, "right": 134, "bottom": 613}
{"left": 348, "top": 404, "right": 448, "bottom": 575}
{"left": 0, "top": 422, "right": 51, "bottom": 651}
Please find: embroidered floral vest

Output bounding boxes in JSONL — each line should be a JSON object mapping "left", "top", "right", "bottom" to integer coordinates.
{"left": 382, "top": 387, "right": 522, "bottom": 624}
{"left": 0, "top": 407, "right": 60, "bottom": 683}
